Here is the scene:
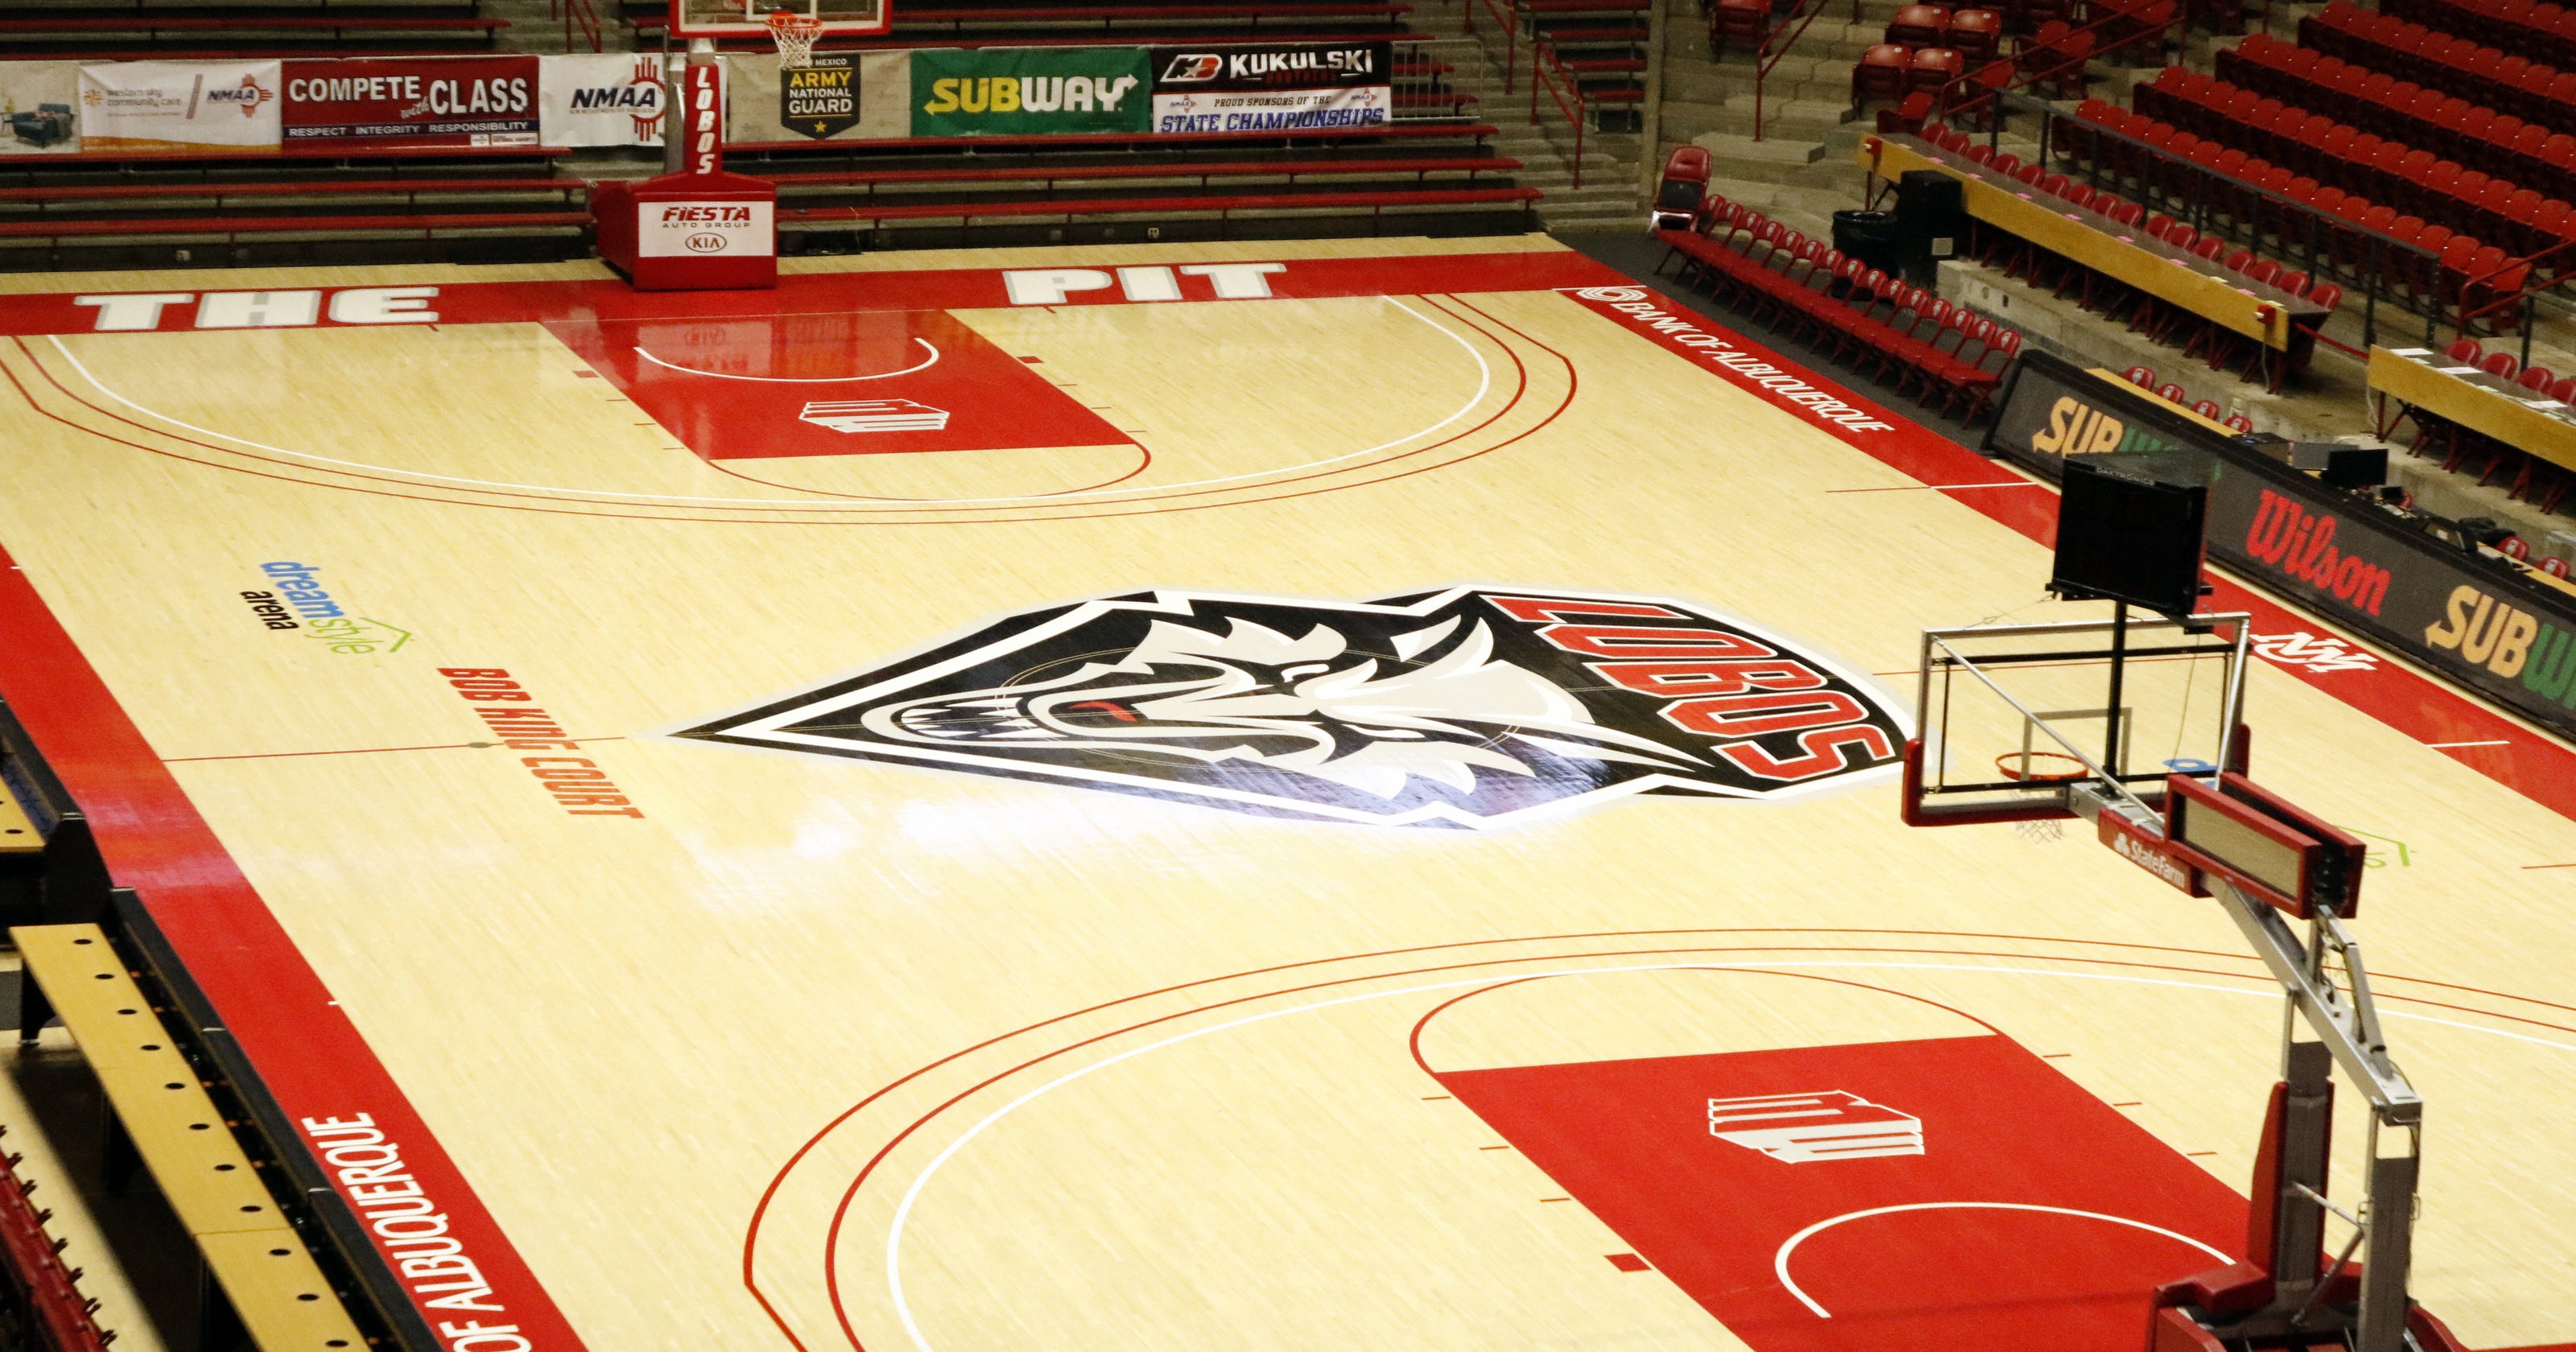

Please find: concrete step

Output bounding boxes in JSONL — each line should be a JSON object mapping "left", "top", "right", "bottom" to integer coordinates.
{"left": 1685, "top": 130, "right": 1829, "bottom": 164}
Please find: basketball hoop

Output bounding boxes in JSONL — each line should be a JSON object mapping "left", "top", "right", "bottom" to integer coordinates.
{"left": 766, "top": 8, "right": 824, "bottom": 68}
{"left": 1993, "top": 751, "right": 2089, "bottom": 783}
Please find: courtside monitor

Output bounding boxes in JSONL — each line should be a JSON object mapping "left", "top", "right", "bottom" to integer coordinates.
{"left": 2049, "top": 459, "right": 2208, "bottom": 619}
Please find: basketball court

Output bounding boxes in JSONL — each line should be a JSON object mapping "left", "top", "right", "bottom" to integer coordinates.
{"left": 0, "top": 234, "right": 2570, "bottom": 1352}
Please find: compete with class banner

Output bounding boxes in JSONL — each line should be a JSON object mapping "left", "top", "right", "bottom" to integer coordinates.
{"left": 1148, "top": 42, "right": 1392, "bottom": 136}
{"left": 1990, "top": 350, "right": 2576, "bottom": 739}
{"left": 908, "top": 47, "right": 1150, "bottom": 136}
{"left": 281, "top": 56, "right": 538, "bottom": 146}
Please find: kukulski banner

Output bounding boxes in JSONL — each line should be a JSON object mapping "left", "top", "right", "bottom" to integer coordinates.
{"left": 0, "top": 62, "right": 80, "bottom": 155}
{"left": 908, "top": 47, "right": 1149, "bottom": 136}
{"left": 1148, "top": 42, "right": 1392, "bottom": 135}
{"left": 541, "top": 52, "right": 669, "bottom": 147}
{"left": 724, "top": 51, "right": 907, "bottom": 143}
{"left": 280, "top": 56, "right": 538, "bottom": 147}
{"left": 78, "top": 60, "right": 281, "bottom": 152}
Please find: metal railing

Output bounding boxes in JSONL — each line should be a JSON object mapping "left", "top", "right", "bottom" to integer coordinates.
{"left": 1531, "top": 38, "right": 1589, "bottom": 185}
{"left": 555, "top": 0, "right": 604, "bottom": 52}
{"left": 1463, "top": 0, "right": 1520, "bottom": 91}
{"left": 1751, "top": 0, "right": 1863, "bottom": 142}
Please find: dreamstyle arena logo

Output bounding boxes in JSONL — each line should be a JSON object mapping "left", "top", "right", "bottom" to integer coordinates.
{"left": 675, "top": 587, "right": 1907, "bottom": 827}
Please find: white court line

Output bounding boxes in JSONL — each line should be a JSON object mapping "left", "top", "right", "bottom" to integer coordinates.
{"left": 634, "top": 336, "right": 941, "bottom": 383}
{"left": 1772, "top": 1202, "right": 2230, "bottom": 1317}
{"left": 2425, "top": 740, "right": 2511, "bottom": 748}
{"left": 47, "top": 295, "right": 1493, "bottom": 508}
{"left": 873, "top": 958, "right": 2576, "bottom": 1352}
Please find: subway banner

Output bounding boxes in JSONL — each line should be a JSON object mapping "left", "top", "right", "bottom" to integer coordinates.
{"left": 1149, "top": 42, "right": 1393, "bottom": 135}
{"left": 281, "top": 56, "right": 538, "bottom": 146}
{"left": 1990, "top": 350, "right": 2576, "bottom": 738}
{"left": 909, "top": 47, "right": 1150, "bottom": 136}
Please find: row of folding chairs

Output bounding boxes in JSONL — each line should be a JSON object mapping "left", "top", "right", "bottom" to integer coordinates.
{"left": 2131, "top": 71, "right": 2576, "bottom": 261}
{"left": 2073, "top": 91, "right": 2539, "bottom": 324}
{"left": 2112, "top": 363, "right": 2260, "bottom": 430}
{"left": 1922, "top": 122, "right": 2343, "bottom": 386}
{"left": 2301, "top": 0, "right": 2576, "bottom": 134}
{"left": 2384, "top": 0, "right": 2576, "bottom": 74}
{"left": 2216, "top": 37, "right": 2576, "bottom": 205}
{"left": 1652, "top": 193, "right": 2022, "bottom": 422}
{"left": 2392, "top": 337, "right": 2576, "bottom": 512}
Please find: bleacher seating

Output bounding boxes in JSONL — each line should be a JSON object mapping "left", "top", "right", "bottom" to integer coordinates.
{"left": 0, "top": 150, "right": 586, "bottom": 272}
{"left": 724, "top": 122, "right": 1538, "bottom": 247}
{"left": 1654, "top": 191, "right": 2022, "bottom": 422}
{"left": 1527, "top": 0, "right": 1652, "bottom": 119}
{"left": 2096, "top": 80, "right": 2550, "bottom": 320}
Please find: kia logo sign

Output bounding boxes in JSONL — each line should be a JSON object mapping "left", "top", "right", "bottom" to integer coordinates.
{"left": 683, "top": 232, "right": 729, "bottom": 254}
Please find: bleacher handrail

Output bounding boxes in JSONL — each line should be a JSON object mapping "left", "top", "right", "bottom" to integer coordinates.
{"left": 1946, "top": 2, "right": 2184, "bottom": 127}
{"left": 1462, "top": 0, "right": 1519, "bottom": 92}
{"left": 1751, "top": 0, "right": 1854, "bottom": 142}
{"left": 556, "top": 0, "right": 603, "bottom": 52}
{"left": 1530, "top": 34, "right": 1588, "bottom": 186}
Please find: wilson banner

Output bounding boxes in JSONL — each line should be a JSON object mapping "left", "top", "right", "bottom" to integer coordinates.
{"left": 1989, "top": 350, "right": 2576, "bottom": 739}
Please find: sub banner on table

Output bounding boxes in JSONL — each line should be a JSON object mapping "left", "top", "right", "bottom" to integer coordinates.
{"left": 0, "top": 62, "right": 81, "bottom": 155}
{"left": 725, "top": 51, "right": 906, "bottom": 142}
{"left": 910, "top": 47, "right": 1150, "bottom": 136}
{"left": 1149, "top": 41, "right": 1391, "bottom": 135}
{"left": 282, "top": 55, "right": 538, "bottom": 147}
{"left": 540, "top": 52, "right": 668, "bottom": 147}
{"left": 78, "top": 60, "right": 281, "bottom": 153}
{"left": 1989, "top": 349, "right": 2576, "bottom": 740}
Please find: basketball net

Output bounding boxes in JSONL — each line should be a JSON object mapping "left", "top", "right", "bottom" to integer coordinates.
{"left": 766, "top": 9, "right": 823, "bottom": 68}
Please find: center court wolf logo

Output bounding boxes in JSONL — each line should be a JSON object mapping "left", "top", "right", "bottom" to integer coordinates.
{"left": 675, "top": 587, "right": 1909, "bottom": 828}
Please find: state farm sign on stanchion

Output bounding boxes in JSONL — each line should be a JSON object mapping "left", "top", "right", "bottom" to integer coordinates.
{"left": 592, "top": 58, "right": 776, "bottom": 290}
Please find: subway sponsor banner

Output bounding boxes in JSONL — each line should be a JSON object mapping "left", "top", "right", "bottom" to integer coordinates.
{"left": 78, "top": 60, "right": 281, "bottom": 153}
{"left": 1149, "top": 42, "right": 1392, "bottom": 135}
{"left": 910, "top": 47, "right": 1149, "bottom": 136}
{"left": 1990, "top": 350, "right": 2576, "bottom": 738}
{"left": 282, "top": 56, "right": 537, "bottom": 146}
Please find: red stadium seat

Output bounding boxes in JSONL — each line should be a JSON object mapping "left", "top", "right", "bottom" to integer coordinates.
{"left": 1889, "top": 3, "right": 1953, "bottom": 47}
{"left": 1855, "top": 43, "right": 1914, "bottom": 108}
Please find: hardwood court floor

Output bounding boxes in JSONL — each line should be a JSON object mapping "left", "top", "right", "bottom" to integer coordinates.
{"left": 0, "top": 236, "right": 2570, "bottom": 1352}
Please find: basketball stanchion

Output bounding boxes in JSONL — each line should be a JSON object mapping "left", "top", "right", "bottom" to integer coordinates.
{"left": 1900, "top": 459, "right": 2467, "bottom": 1352}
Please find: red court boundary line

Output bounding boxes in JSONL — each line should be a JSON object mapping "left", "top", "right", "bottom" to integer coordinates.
{"left": 0, "top": 546, "right": 588, "bottom": 1352}
{"left": 785, "top": 936, "right": 2576, "bottom": 1352}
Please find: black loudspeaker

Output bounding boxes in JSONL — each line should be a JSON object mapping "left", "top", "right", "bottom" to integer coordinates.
{"left": 1895, "top": 169, "right": 1967, "bottom": 285}
{"left": 2049, "top": 459, "right": 2211, "bottom": 619}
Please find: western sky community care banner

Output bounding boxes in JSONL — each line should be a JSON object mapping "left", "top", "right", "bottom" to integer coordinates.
{"left": 541, "top": 52, "right": 667, "bottom": 147}
{"left": 1990, "top": 350, "right": 2576, "bottom": 740}
{"left": 724, "top": 51, "right": 906, "bottom": 143}
{"left": 0, "top": 63, "right": 80, "bottom": 155}
{"left": 281, "top": 56, "right": 538, "bottom": 147}
{"left": 1148, "top": 42, "right": 1391, "bottom": 136}
{"left": 78, "top": 60, "right": 281, "bottom": 153}
{"left": 909, "top": 47, "right": 1150, "bottom": 136}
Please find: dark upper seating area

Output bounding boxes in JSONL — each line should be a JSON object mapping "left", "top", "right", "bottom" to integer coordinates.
{"left": 1, "top": 0, "right": 506, "bottom": 60}
{"left": 629, "top": 0, "right": 1425, "bottom": 48}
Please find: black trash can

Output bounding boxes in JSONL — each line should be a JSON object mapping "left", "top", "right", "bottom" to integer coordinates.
{"left": 1832, "top": 208, "right": 1907, "bottom": 277}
